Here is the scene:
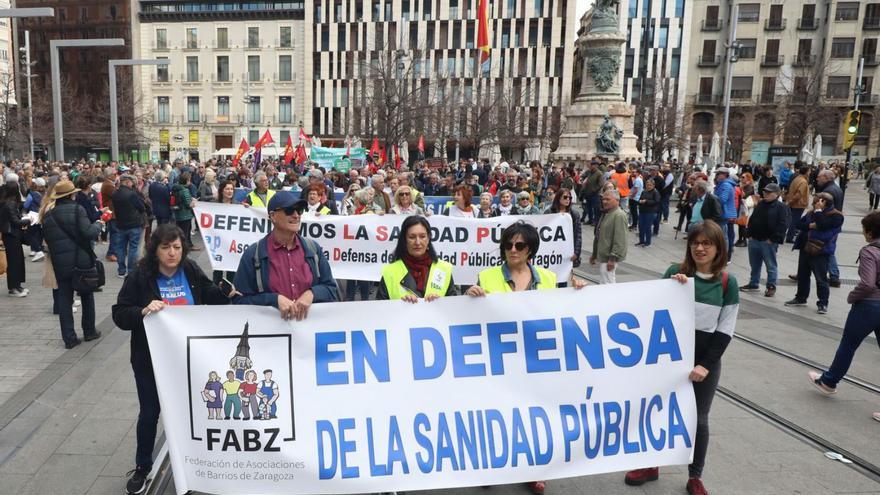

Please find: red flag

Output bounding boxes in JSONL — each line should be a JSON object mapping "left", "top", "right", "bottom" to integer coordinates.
{"left": 418, "top": 135, "right": 425, "bottom": 153}
{"left": 379, "top": 146, "right": 388, "bottom": 166}
{"left": 370, "top": 137, "right": 380, "bottom": 161}
{"left": 299, "top": 127, "right": 312, "bottom": 143}
{"left": 283, "top": 135, "right": 295, "bottom": 165}
{"left": 345, "top": 138, "right": 351, "bottom": 157}
{"left": 394, "top": 144, "right": 402, "bottom": 170}
{"left": 232, "top": 138, "right": 250, "bottom": 166}
{"left": 477, "top": 0, "right": 491, "bottom": 63}
{"left": 294, "top": 144, "right": 308, "bottom": 165}
{"left": 255, "top": 129, "right": 274, "bottom": 150}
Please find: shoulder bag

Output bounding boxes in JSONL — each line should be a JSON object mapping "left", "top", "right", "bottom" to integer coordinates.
{"left": 49, "top": 210, "right": 105, "bottom": 292}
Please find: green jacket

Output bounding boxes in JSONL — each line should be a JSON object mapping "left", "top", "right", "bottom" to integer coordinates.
{"left": 580, "top": 169, "right": 606, "bottom": 197}
{"left": 172, "top": 183, "right": 195, "bottom": 221}
{"left": 592, "top": 206, "right": 628, "bottom": 263}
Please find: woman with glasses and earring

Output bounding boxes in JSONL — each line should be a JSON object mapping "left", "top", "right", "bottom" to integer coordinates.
{"left": 375, "top": 216, "right": 456, "bottom": 301}
{"left": 623, "top": 220, "right": 739, "bottom": 495}
{"left": 391, "top": 186, "right": 426, "bottom": 216}
{"left": 548, "top": 187, "right": 582, "bottom": 270}
{"left": 466, "top": 220, "right": 586, "bottom": 495}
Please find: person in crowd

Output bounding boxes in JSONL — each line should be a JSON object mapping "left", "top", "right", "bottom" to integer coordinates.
{"left": 476, "top": 191, "right": 498, "bottom": 218}
{"left": 610, "top": 163, "right": 631, "bottom": 218}
{"left": 112, "top": 175, "right": 146, "bottom": 278}
{"left": 352, "top": 187, "right": 381, "bottom": 215}
{"left": 197, "top": 169, "right": 219, "bottom": 201}
{"left": 757, "top": 165, "right": 779, "bottom": 196}
{"left": 539, "top": 184, "right": 557, "bottom": 213}
{"left": 624, "top": 220, "right": 739, "bottom": 495}
{"left": 148, "top": 171, "right": 172, "bottom": 227}
{"left": 512, "top": 191, "right": 539, "bottom": 215}
{"left": 658, "top": 165, "right": 675, "bottom": 226}
{"left": 785, "top": 192, "right": 844, "bottom": 314}
{"left": 23, "top": 177, "right": 46, "bottom": 262}
{"left": 590, "top": 189, "right": 628, "bottom": 284}
{"left": 305, "top": 183, "right": 334, "bottom": 216}
{"left": 391, "top": 186, "right": 426, "bottom": 216}
{"left": 370, "top": 174, "right": 392, "bottom": 213}
{"left": 779, "top": 162, "right": 794, "bottom": 192}
{"left": 674, "top": 173, "right": 696, "bottom": 235}
{"left": 785, "top": 165, "right": 811, "bottom": 243}
{"left": 0, "top": 177, "right": 31, "bottom": 296}
{"left": 807, "top": 212, "right": 880, "bottom": 410}
{"left": 112, "top": 223, "right": 232, "bottom": 494}
{"left": 627, "top": 167, "right": 643, "bottom": 230}
{"left": 375, "top": 215, "right": 457, "bottom": 301}
{"left": 341, "top": 183, "right": 361, "bottom": 215}
{"left": 445, "top": 185, "right": 476, "bottom": 217}
{"left": 734, "top": 172, "right": 756, "bottom": 247}
{"left": 75, "top": 175, "right": 104, "bottom": 230}
{"left": 172, "top": 172, "right": 200, "bottom": 251}
{"left": 41, "top": 180, "right": 105, "bottom": 348}
{"left": 210, "top": 180, "right": 239, "bottom": 285}
{"left": 243, "top": 172, "right": 276, "bottom": 208}
{"left": 713, "top": 167, "right": 737, "bottom": 260}
{"left": 579, "top": 161, "right": 604, "bottom": 225}
{"left": 636, "top": 177, "right": 660, "bottom": 247}
{"left": 739, "top": 183, "right": 789, "bottom": 298}
{"left": 101, "top": 167, "right": 119, "bottom": 262}
{"left": 466, "top": 221, "right": 585, "bottom": 495}
{"left": 497, "top": 190, "right": 515, "bottom": 215}
{"left": 867, "top": 165, "right": 880, "bottom": 211}
{"left": 232, "top": 191, "right": 339, "bottom": 318}
{"left": 548, "top": 187, "right": 581, "bottom": 268}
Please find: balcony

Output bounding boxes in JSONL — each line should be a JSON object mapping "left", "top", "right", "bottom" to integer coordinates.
{"left": 730, "top": 90, "right": 753, "bottom": 99}
{"left": 864, "top": 54, "right": 880, "bottom": 66}
{"left": 243, "top": 72, "right": 265, "bottom": 83}
{"left": 183, "top": 41, "right": 200, "bottom": 51}
{"left": 865, "top": 17, "right": 880, "bottom": 30}
{"left": 701, "top": 19, "right": 723, "bottom": 31}
{"left": 185, "top": 113, "right": 208, "bottom": 125}
{"left": 761, "top": 54, "right": 785, "bottom": 67}
{"left": 245, "top": 38, "right": 263, "bottom": 50}
{"left": 275, "top": 39, "right": 294, "bottom": 49}
{"left": 182, "top": 73, "right": 203, "bottom": 84}
{"left": 152, "top": 43, "right": 169, "bottom": 52}
{"left": 824, "top": 93, "right": 851, "bottom": 103}
{"left": 151, "top": 74, "right": 171, "bottom": 85}
{"left": 698, "top": 55, "right": 721, "bottom": 67}
{"left": 865, "top": 94, "right": 880, "bottom": 105}
{"left": 759, "top": 93, "right": 776, "bottom": 104}
{"left": 793, "top": 54, "right": 817, "bottom": 66}
{"left": 764, "top": 18, "right": 786, "bottom": 30}
{"left": 211, "top": 74, "right": 232, "bottom": 85}
{"left": 693, "top": 94, "right": 720, "bottom": 106}
{"left": 213, "top": 40, "right": 231, "bottom": 50}
{"left": 797, "top": 18, "right": 819, "bottom": 30}
{"left": 273, "top": 72, "right": 295, "bottom": 84}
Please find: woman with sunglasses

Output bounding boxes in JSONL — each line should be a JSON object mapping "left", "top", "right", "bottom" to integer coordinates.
{"left": 391, "top": 186, "right": 426, "bottom": 215}
{"left": 466, "top": 221, "right": 585, "bottom": 495}
{"left": 623, "top": 220, "right": 739, "bottom": 495}
{"left": 548, "top": 187, "right": 582, "bottom": 269}
{"left": 376, "top": 216, "right": 456, "bottom": 301}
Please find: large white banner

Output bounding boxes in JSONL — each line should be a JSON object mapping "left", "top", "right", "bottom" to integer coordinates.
{"left": 195, "top": 202, "right": 574, "bottom": 285}
{"left": 145, "top": 280, "right": 697, "bottom": 495}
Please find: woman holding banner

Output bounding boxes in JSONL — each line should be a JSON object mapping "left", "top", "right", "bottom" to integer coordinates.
{"left": 376, "top": 216, "right": 457, "bottom": 301}
{"left": 112, "top": 224, "right": 234, "bottom": 495}
{"left": 466, "top": 221, "right": 586, "bottom": 495}
{"left": 548, "top": 187, "right": 582, "bottom": 270}
{"left": 623, "top": 220, "right": 739, "bottom": 495}
{"left": 210, "top": 180, "right": 239, "bottom": 285}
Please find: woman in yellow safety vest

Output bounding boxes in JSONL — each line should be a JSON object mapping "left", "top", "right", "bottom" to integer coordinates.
{"left": 375, "top": 215, "right": 457, "bottom": 302}
{"left": 465, "top": 220, "right": 586, "bottom": 495}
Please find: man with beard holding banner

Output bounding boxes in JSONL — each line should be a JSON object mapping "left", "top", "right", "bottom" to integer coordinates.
{"left": 233, "top": 191, "right": 339, "bottom": 319}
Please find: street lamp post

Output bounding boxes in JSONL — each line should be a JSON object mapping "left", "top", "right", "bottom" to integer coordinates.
{"left": 109, "top": 59, "right": 169, "bottom": 161}
{"left": 719, "top": 4, "right": 740, "bottom": 167}
{"left": 50, "top": 38, "right": 125, "bottom": 162}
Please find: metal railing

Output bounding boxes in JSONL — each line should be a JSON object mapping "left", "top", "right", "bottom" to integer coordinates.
{"left": 182, "top": 72, "right": 202, "bottom": 83}
{"left": 864, "top": 54, "right": 880, "bottom": 66}
{"left": 213, "top": 40, "right": 231, "bottom": 49}
{"left": 243, "top": 72, "right": 264, "bottom": 82}
{"left": 759, "top": 93, "right": 776, "bottom": 104}
{"left": 730, "top": 89, "right": 752, "bottom": 99}
{"left": 865, "top": 17, "right": 880, "bottom": 29}
{"left": 793, "top": 54, "right": 817, "bottom": 66}
{"left": 273, "top": 72, "right": 294, "bottom": 82}
{"left": 761, "top": 54, "right": 785, "bottom": 66}
{"left": 797, "top": 18, "right": 819, "bottom": 30}
{"left": 275, "top": 39, "right": 294, "bottom": 49}
{"left": 211, "top": 74, "right": 232, "bottom": 83}
{"left": 764, "top": 18, "right": 786, "bottom": 30}
{"left": 697, "top": 55, "right": 721, "bottom": 67}
{"left": 701, "top": 19, "right": 723, "bottom": 31}
{"left": 150, "top": 74, "right": 170, "bottom": 84}
{"left": 245, "top": 38, "right": 262, "bottom": 49}
{"left": 694, "top": 94, "right": 720, "bottom": 105}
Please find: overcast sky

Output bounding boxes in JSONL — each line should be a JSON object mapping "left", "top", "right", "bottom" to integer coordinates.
{"left": 577, "top": 0, "right": 594, "bottom": 18}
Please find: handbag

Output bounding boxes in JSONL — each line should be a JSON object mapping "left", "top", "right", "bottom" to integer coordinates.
{"left": 803, "top": 238, "right": 825, "bottom": 256}
{"left": 49, "top": 211, "right": 105, "bottom": 292}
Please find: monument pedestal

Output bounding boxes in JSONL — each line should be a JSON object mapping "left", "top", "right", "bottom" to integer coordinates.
{"left": 551, "top": 100, "right": 642, "bottom": 165}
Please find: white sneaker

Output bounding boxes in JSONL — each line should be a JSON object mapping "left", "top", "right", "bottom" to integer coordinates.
{"left": 31, "top": 252, "right": 45, "bottom": 262}
{"left": 873, "top": 412, "right": 880, "bottom": 422}
{"left": 72, "top": 305, "right": 78, "bottom": 313}
{"left": 73, "top": 299, "right": 81, "bottom": 307}
{"left": 8, "top": 288, "right": 27, "bottom": 298}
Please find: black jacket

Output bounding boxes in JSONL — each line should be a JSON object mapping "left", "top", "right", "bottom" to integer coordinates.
{"left": 75, "top": 191, "right": 102, "bottom": 223}
{"left": 0, "top": 200, "right": 28, "bottom": 237}
{"left": 747, "top": 199, "right": 790, "bottom": 244}
{"left": 112, "top": 185, "right": 146, "bottom": 229}
{"left": 149, "top": 182, "right": 172, "bottom": 220}
{"left": 42, "top": 199, "right": 102, "bottom": 280}
{"left": 693, "top": 192, "right": 724, "bottom": 224}
{"left": 112, "top": 259, "right": 229, "bottom": 372}
{"left": 639, "top": 188, "right": 661, "bottom": 214}
{"left": 820, "top": 181, "right": 844, "bottom": 211}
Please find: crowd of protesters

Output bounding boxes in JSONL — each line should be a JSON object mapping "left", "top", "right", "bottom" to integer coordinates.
{"left": 1, "top": 152, "right": 879, "bottom": 495}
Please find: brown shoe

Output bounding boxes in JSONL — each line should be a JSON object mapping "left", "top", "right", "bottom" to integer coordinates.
{"left": 105, "top": 254, "right": 117, "bottom": 262}
{"left": 764, "top": 286, "right": 776, "bottom": 297}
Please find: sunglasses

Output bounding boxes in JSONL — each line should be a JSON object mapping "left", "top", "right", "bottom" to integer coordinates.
{"left": 502, "top": 241, "right": 529, "bottom": 252}
{"left": 398, "top": 192, "right": 411, "bottom": 196}
{"left": 273, "top": 205, "right": 304, "bottom": 216}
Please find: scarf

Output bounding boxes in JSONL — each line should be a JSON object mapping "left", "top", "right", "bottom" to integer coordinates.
{"left": 402, "top": 253, "right": 433, "bottom": 292}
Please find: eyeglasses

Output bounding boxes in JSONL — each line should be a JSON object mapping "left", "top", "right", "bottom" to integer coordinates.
{"left": 273, "top": 206, "right": 304, "bottom": 216}
{"left": 690, "top": 240, "right": 714, "bottom": 249}
{"left": 398, "top": 192, "right": 411, "bottom": 196}
{"left": 502, "top": 241, "right": 529, "bottom": 252}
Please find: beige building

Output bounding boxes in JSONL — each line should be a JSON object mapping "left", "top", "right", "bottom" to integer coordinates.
{"left": 134, "top": 2, "right": 307, "bottom": 162}
{"left": 684, "top": 1, "right": 880, "bottom": 165}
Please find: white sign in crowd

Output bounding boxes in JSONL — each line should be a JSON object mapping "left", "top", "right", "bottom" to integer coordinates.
{"left": 146, "top": 280, "right": 697, "bottom": 495}
{"left": 194, "top": 202, "right": 575, "bottom": 285}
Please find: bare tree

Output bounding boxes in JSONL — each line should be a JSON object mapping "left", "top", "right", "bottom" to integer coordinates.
{"left": 775, "top": 56, "right": 844, "bottom": 149}
{"left": 0, "top": 71, "right": 23, "bottom": 158}
{"left": 634, "top": 75, "right": 683, "bottom": 160}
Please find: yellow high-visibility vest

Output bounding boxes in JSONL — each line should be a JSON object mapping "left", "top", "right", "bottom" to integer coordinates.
{"left": 381, "top": 259, "right": 453, "bottom": 300}
{"left": 477, "top": 264, "right": 556, "bottom": 293}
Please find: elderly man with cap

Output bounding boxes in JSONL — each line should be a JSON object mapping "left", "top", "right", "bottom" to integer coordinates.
{"left": 111, "top": 174, "right": 146, "bottom": 278}
{"left": 713, "top": 166, "right": 738, "bottom": 260}
{"left": 740, "top": 182, "right": 790, "bottom": 297}
{"left": 233, "top": 191, "right": 339, "bottom": 319}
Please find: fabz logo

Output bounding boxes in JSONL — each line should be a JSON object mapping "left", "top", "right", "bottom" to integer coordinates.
{"left": 187, "top": 322, "right": 296, "bottom": 452}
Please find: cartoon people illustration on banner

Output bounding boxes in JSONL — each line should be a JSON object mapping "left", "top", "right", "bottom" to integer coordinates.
{"left": 257, "top": 369, "right": 280, "bottom": 420}
{"left": 202, "top": 371, "right": 223, "bottom": 419}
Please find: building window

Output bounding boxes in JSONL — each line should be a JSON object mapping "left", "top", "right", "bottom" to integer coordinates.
{"left": 826, "top": 76, "right": 851, "bottom": 98}
{"left": 835, "top": 2, "right": 860, "bottom": 21}
{"left": 248, "top": 27, "right": 260, "bottom": 48}
{"left": 675, "top": 0, "right": 684, "bottom": 17}
{"left": 216, "top": 56, "right": 229, "bottom": 81}
{"left": 155, "top": 29, "right": 167, "bottom": 49}
{"left": 831, "top": 37, "right": 856, "bottom": 58}
{"left": 279, "top": 55, "right": 292, "bottom": 81}
{"left": 738, "top": 4, "right": 760, "bottom": 22}
{"left": 247, "top": 97, "right": 261, "bottom": 124}
{"left": 156, "top": 57, "right": 169, "bottom": 82}
{"left": 731, "top": 76, "right": 753, "bottom": 98}
{"left": 186, "top": 56, "right": 199, "bottom": 82}
{"left": 186, "top": 28, "right": 198, "bottom": 49}
{"left": 628, "top": 0, "right": 637, "bottom": 18}
{"left": 248, "top": 56, "right": 261, "bottom": 80}
{"left": 280, "top": 26, "right": 292, "bottom": 47}
{"left": 528, "top": 25, "right": 538, "bottom": 47}
{"left": 280, "top": 130, "right": 290, "bottom": 144}
{"left": 315, "top": 1, "right": 323, "bottom": 22}
{"left": 216, "top": 27, "right": 228, "bottom": 49}
{"left": 187, "top": 97, "right": 200, "bottom": 123}
{"left": 642, "top": 0, "right": 650, "bottom": 17}
{"left": 279, "top": 96, "right": 292, "bottom": 123}
{"left": 217, "top": 96, "right": 229, "bottom": 122}
{"left": 738, "top": 38, "right": 757, "bottom": 59}
{"left": 157, "top": 97, "right": 170, "bottom": 123}
{"left": 658, "top": 26, "right": 668, "bottom": 48}
{"left": 249, "top": 130, "right": 260, "bottom": 144}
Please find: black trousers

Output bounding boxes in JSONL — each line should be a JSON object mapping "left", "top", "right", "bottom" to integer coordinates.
{"left": 56, "top": 279, "right": 97, "bottom": 345}
{"left": 2, "top": 233, "right": 25, "bottom": 290}
{"left": 133, "top": 365, "right": 161, "bottom": 470}
{"left": 176, "top": 218, "right": 193, "bottom": 247}
{"left": 690, "top": 360, "right": 721, "bottom": 478}
{"left": 628, "top": 198, "right": 639, "bottom": 227}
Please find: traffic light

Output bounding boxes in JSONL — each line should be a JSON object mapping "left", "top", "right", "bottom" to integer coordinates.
{"left": 843, "top": 110, "right": 861, "bottom": 151}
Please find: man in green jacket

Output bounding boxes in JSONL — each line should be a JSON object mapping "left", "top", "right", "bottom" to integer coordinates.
{"left": 580, "top": 160, "right": 606, "bottom": 225}
{"left": 590, "top": 189, "right": 628, "bottom": 284}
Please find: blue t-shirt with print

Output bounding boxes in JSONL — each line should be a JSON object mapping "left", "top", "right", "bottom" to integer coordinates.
{"left": 157, "top": 268, "right": 194, "bottom": 306}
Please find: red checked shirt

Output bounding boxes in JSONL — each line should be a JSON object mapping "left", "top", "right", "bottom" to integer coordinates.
{"left": 267, "top": 232, "right": 314, "bottom": 301}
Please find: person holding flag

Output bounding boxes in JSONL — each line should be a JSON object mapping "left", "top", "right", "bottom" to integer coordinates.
{"left": 252, "top": 130, "right": 274, "bottom": 170}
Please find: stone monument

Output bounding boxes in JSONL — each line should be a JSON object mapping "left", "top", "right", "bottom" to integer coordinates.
{"left": 551, "top": 0, "right": 642, "bottom": 164}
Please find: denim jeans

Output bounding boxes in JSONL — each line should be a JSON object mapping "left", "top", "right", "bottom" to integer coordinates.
{"left": 114, "top": 227, "right": 142, "bottom": 276}
{"left": 719, "top": 220, "right": 735, "bottom": 260}
{"left": 56, "top": 278, "right": 96, "bottom": 345}
{"left": 105, "top": 220, "right": 118, "bottom": 257}
{"left": 133, "top": 366, "right": 160, "bottom": 470}
{"left": 660, "top": 195, "right": 671, "bottom": 221}
{"left": 638, "top": 212, "right": 657, "bottom": 245}
{"left": 795, "top": 251, "right": 830, "bottom": 306}
{"left": 748, "top": 239, "right": 778, "bottom": 287}
{"left": 344, "top": 280, "right": 372, "bottom": 301}
{"left": 820, "top": 301, "right": 880, "bottom": 388}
